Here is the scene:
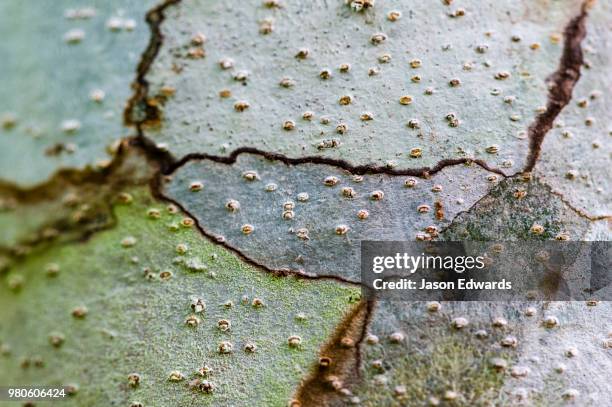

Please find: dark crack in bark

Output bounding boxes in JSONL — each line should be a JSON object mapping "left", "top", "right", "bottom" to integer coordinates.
{"left": 522, "top": 1, "right": 591, "bottom": 173}
{"left": 124, "top": 0, "right": 181, "bottom": 129}
{"left": 167, "top": 147, "right": 507, "bottom": 179}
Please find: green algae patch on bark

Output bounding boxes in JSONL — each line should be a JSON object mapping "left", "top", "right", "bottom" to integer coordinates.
{"left": 443, "top": 176, "right": 594, "bottom": 241}
{"left": 0, "top": 188, "right": 359, "bottom": 406}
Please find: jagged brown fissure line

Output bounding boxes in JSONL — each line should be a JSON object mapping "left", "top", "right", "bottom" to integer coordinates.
{"left": 130, "top": 113, "right": 509, "bottom": 181}
{"left": 0, "top": 0, "right": 591, "bottom": 205}
{"left": 137, "top": 143, "right": 513, "bottom": 275}
{"left": 164, "top": 147, "right": 508, "bottom": 179}
{"left": 0, "top": 0, "right": 181, "bottom": 196}
{"left": 442, "top": 0, "right": 604, "bottom": 236}
{"left": 130, "top": 3, "right": 596, "bottom": 281}
{"left": 0, "top": 202, "right": 120, "bottom": 272}
{"left": 124, "top": 0, "right": 510, "bottom": 181}
{"left": 522, "top": 1, "right": 590, "bottom": 173}
{"left": 124, "top": 0, "right": 181, "bottom": 127}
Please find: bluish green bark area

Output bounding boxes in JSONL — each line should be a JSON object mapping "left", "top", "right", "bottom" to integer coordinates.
{"left": 0, "top": 0, "right": 157, "bottom": 187}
